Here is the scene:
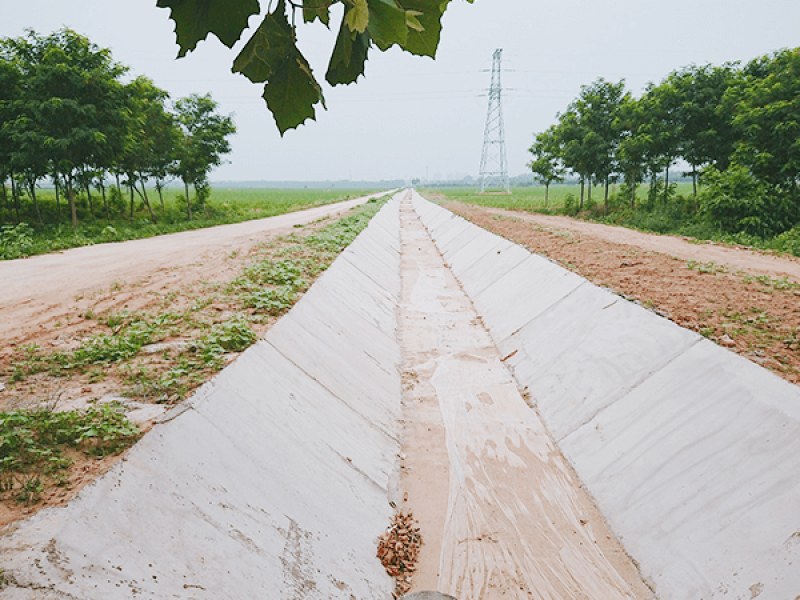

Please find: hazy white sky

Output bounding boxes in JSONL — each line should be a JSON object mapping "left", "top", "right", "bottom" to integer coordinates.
{"left": 1, "top": 0, "right": 798, "bottom": 182}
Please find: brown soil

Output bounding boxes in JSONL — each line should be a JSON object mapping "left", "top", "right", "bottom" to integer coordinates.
{"left": 0, "top": 197, "right": 374, "bottom": 529}
{"left": 438, "top": 199, "right": 800, "bottom": 386}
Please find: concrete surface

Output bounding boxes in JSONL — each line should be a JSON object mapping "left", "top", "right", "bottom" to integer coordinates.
{"left": 411, "top": 190, "right": 800, "bottom": 600}
{"left": 0, "top": 195, "right": 404, "bottom": 599}
{"left": 396, "top": 196, "right": 651, "bottom": 600}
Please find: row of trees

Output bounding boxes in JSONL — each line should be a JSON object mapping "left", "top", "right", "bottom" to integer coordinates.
{"left": 0, "top": 29, "right": 235, "bottom": 227}
{"left": 528, "top": 48, "right": 800, "bottom": 236}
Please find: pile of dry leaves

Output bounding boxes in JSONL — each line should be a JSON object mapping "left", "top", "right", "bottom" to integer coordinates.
{"left": 377, "top": 510, "right": 423, "bottom": 598}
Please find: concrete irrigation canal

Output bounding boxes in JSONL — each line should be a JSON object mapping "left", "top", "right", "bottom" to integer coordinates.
{"left": 1, "top": 190, "right": 799, "bottom": 599}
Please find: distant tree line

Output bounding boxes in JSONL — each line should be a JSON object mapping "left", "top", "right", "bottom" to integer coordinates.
{"left": 529, "top": 48, "right": 800, "bottom": 237}
{"left": 0, "top": 29, "right": 235, "bottom": 228}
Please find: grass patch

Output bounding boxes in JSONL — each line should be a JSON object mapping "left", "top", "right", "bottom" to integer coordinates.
{"left": 0, "top": 403, "right": 140, "bottom": 504}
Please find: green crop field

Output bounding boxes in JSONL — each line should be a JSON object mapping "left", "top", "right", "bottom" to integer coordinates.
{"left": 426, "top": 183, "right": 695, "bottom": 211}
{"left": 0, "top": 187, "right": 385, "bottom": 260}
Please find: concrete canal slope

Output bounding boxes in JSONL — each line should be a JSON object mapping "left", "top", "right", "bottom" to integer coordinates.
{"left": 396, "top": 196, "right": 651, "bottom": 600}
{"left": 411, "top": 190, "right": 800, "bottom": 600}
{"left": 0, "top": 198, "right": 404, "bottom": 599}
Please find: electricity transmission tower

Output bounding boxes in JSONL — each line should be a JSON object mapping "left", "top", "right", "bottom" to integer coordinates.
{"left": 478, "top": 48, "right": 510, "bottom": 193}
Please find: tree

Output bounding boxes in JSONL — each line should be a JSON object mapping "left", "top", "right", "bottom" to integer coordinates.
{"left": 0, "top": 47, "right": 22, "bottom": 223}
{"left": 727, "top": 49, "right": 800, "bottom": 195}
{"left": 661, "top": 63, "right": 739, "bottom": 204}
{"left": 617, "top": 96, "right": 651, "bottom": 210}
{"left": 2, "top": 29, "right": 128, "bottom": 228}
{"left": 157, "top": 0, "right": 473, "bottom": 134}
{"left": 120, "top": 77, "right": 181, "bottom": 223}
{"left": 572, "top": 78, "right": 628, "bottom": 213}
{"left": 528, "top": 125, "right": 564, "bottom": 207}
{"left": 173, "top": 93, "right": 235, "bottom": 219}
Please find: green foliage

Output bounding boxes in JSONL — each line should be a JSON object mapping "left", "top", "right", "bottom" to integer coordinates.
{"left": 192, "top": 316, "right": 257, "bottom": 367}
{"left": 699, "top": 164, "right": 793, "bottom": 237}
{"left": 156, "top": 0, "right": 260, "bottom": 57}
{"left": 0, "top": 404, "right": 140, "bottom": 502}
{"left": 0, "top": 29, "right": 234, "bottom": 230}
{"left": 0, "top": 222, "right": 35, "bottom": 259}
{"left": 530, "top": 48, "right": 800, "bottom": 241}
{"left": 161, "top": 0, "right": 470, "bottom": 133}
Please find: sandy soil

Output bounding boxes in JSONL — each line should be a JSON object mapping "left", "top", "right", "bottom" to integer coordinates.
{"left": 436, "top": 199, "right": 800, "bottom": 386}
{"left": 397, "top": 194, "right": 651, "bottom": 599}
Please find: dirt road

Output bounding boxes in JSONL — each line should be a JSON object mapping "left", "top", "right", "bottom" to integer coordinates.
{"left": 0, "top": 195, "right": 379, "bottom": 347}
{"left": 439, "top": 199, "right": 800, "bottom": 386}
{"left": 474, "top": 206, "right": 800, "bottom": 282}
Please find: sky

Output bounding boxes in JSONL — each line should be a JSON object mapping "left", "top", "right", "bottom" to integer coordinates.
{"left": 1, "top": 0, "right": 799, "bottom": 182}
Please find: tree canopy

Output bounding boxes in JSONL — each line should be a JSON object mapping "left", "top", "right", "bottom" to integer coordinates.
{"left": 0, "top": 29, "right": 235, "bottom": 228}
{"left": 529, "top": 48, "right": 800, "bottom": 237}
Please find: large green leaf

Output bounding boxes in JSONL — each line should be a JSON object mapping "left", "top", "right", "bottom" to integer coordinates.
{"left": 326, "top": 9, "right": 370, "bottom": 86}
{"left": 157, "top": 0, "right": 260, "bottom": 57}
{"left": 302, "top": 0, "right": 334, "bottom": 25}
{"left": 231, "top": 5, "right": 294, "bottom": 83}
{"left": 233, "top": 2, "right": 324, "bottom": 134}
{"left": 366, "top": 0, "right": 408, "bottom": 51}
{"left": 263, "top": 53, "right": 325, "bottom": 135}
{"left": 344, "top": 0, "right": 370, "bottom": 33}
{"left": 396, "top": 0, "right": 449, "bottom": 57}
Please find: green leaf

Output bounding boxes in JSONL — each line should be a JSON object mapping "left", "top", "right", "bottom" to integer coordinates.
{"left": 405, "top": 10, "right": 424, "bottom": 32}
{"left": 302, "top": 0, "right": 334, "bottom": 25}
{"left": 263, "top": 53, "right": 326, "bottom": 135}
{"left": 326, "top": 9, "right": 371, "bottom": 86}
{"left": 232, "top": 1, "right": 326, "bottom": 134}
{"left": 344, "top": 0, "right": 370, "bottom": 33}
{"left": 366, "top": 0, "right": 408, "bottom": 51}
{"left": 396, "top": 0, "right": 449, "bottom": 57}
{"left": 157, "top": 0, "right": 260, "bottom": 57}
{"left": 231, "top": 5, "right": 293, "bottom": 83}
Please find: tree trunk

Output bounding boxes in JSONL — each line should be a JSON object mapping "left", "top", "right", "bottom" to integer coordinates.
{"left": 587, "top": 175, "right": 592, "bottom": 203}
{"left": 67, "top": 177, "right": 78, "bottom": 229}
{"left": 630, "top": 176, "right": 636, "bottom": 210}
{"left": 129, "top": 181, "right": 135, "bottom": 219}
{"left": 100, "top": 181, "right": 109, "bottom": 219}
{"left": 136, "top": 180, "right": 158, "bottom": 224}
{"left": 692, "top": 166, "right": 698, "bottom": 211}
{"left": 29, "top": 180, "right": 42, "bottom": 225}
{"left": 604, "top": 176, "right": 609, "bottom": 216}
{"left": 579, "top": 177, "right": 585, "bottom": 211}
{"left": 184, "top": 179, "right": 192, "bottom": 219}
{"left": 156, "top": 181, "right": 164, "bottom": 209}
{"left": 544, "top": 182, "right": 549, "bottom": 208}
{"left": 0, "top": 175, "right": 8, "bottom": 222}
{"left": 10, "top": 174, "right": 20, "bottom": 223}
{"left": 85, "top": 181, "right": 94, "bottom": 217}
{"left": 663, "top": 163, "right": 670, "bottom": 205}
{"left": 649, "top": 172, "right": 656, "bottom": 203}
{"left": 54, "top": 172, "right": 61, "bottom": 218}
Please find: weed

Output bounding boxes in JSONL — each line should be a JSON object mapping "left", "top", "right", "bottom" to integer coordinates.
{"left": 741, "top": 273, "right": 800, "bottom": 292}
{"left": 0, "top": 404, "right": 140, "bottom": 503}
{"left": 687, "top": 260, "right": 728, "bottom": 275}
